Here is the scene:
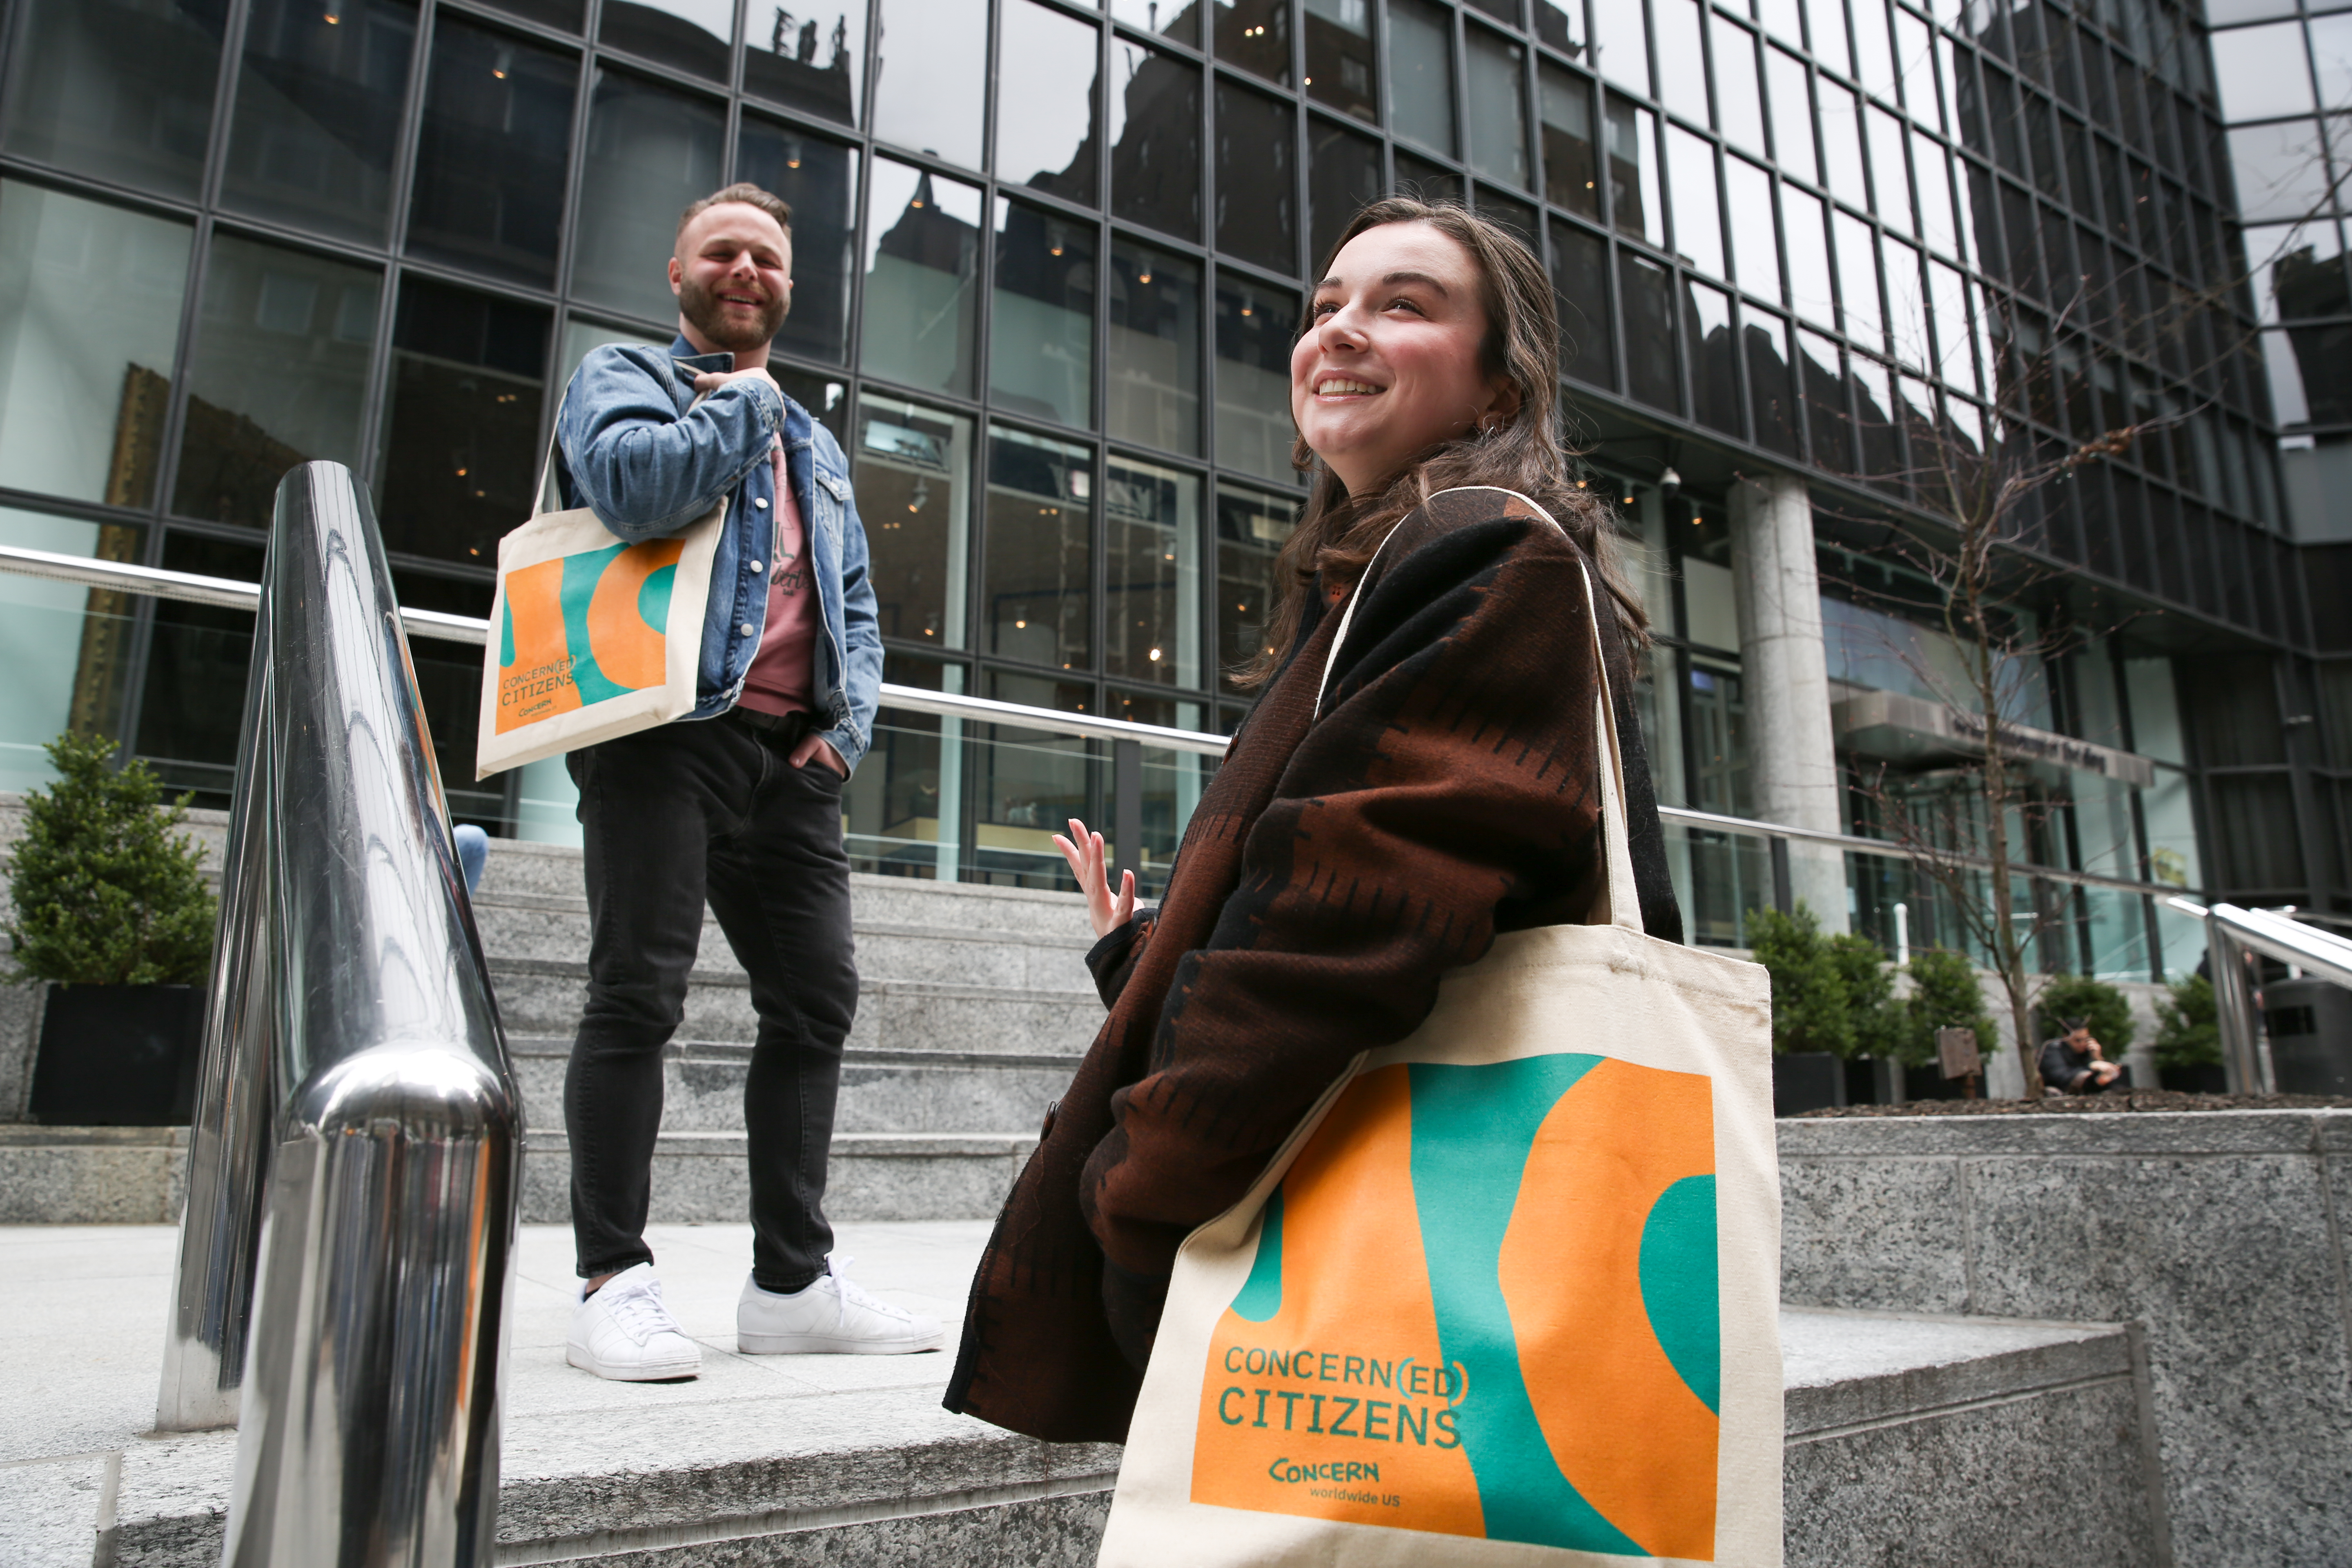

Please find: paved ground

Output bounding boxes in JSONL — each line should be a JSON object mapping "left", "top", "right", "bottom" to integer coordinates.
{"left": 0, "top": 1220, "right": 991, "bottom": 1566}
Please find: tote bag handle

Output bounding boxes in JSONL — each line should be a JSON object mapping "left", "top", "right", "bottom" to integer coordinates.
{"left": 1312, "top": 489, "right": 1644, "bottom": 935}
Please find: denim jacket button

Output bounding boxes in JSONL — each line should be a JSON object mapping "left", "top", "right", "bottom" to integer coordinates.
{"left": 755, "top": 497, "right": 769, "bottom": 509}
{"left": 739, "top": 622, "right": 755, "bottom": 636}
{"left": 750, "top": 560, "right": 764, "bottom": 572}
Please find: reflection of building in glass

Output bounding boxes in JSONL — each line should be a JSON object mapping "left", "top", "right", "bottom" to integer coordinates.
{"left": 0, "top": 0, "right": 2340, "bottom": 941}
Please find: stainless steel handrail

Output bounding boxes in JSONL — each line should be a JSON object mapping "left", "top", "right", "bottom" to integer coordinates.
{"left": 2165, "top": 897, "right": 2352, "bottom": 1094}
{"left": 0, "top": 545, "right": 2190, "bottom": 897}
{"left": 153, "top": 466, "right": 521, "bottom": 1566}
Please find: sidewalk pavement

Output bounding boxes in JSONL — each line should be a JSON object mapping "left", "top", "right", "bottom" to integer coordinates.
{"left": 2, "top": 1219, "right": 993, "bottom": 1567}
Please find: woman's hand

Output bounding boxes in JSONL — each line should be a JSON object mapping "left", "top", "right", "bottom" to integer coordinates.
{"left": 1053, "top": 817, "right": 1135, "bottom": 940}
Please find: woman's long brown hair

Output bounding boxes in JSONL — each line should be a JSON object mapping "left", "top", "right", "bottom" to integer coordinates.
{"left": 1234, "top": 197, "right": 1646, "bottom": 690}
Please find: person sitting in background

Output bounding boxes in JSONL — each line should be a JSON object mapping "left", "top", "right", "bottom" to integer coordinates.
{"left": 2040, "top": 1017, "right": 2126, "bottom": 1094}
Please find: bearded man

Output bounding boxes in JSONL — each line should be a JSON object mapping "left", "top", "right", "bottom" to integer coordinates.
{"left": 550, "top": 184, "right": 924, "bottom": 1382}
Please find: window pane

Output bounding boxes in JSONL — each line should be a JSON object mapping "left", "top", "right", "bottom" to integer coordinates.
{"left": 1895, "top": 8, "right": 1937, "bottom": 129}
{"left": 1534, "top": 0, "right": 1579, "bottom": 53}
{"left": 2210, "top": 21, "right": 2312, "bottom": 121}
{"left": 1800, "top": 327, "right": 1846, "bottom": 464}
{"left": 999, "top": 0, "right": 1100, "bottom": 204}
{"left": 1390, "top": 0, "right": 1457, "bottom": 157}
{"left": 1465, "top": 28, "right": 1532, "bottom": 191}
{"left": 406, "top": 17, "right": 576, "bottom": 289}
{"left": 1216, "top": 484, "right": 1299, "bottom": 693}
{"left": 476, "top": 0, "right": 583, "bottom": 27}
{"left": 1396, "top": 150, "right": 1464, "bottom": 203}
{"left": 1833, "top": 207, "right": 1882, "bottom": 347}
{"left": 557, "top": 316, "right": 665, "bottom": 392}
{"left": 1725, "top": 157, "right": 1780, "bottom": 301}
{"left": 1478, "top": 187, "right": 1539, "bottom": 246}
{"left": 1811, "top": 0, "right": 1851, "bottom": 80}
{"left": 1592, "top": 0, "right": 1650, "bottom": 98}
{"left": 1215, "top": 276, "right": 1299, "bottom": 482}
{"left": 745, "top": 1, "right": 864, "bottom": 127}
{"left": 599, "top": 0, "right": 734, "bottom": 81}
{"left": 173, "top": 236, "right": 378, "bottom": 528}
{"left": 1929, "top": 258, "right": 1976, "bottom": 393}
{"left": 0, "top": 507, "right": 147, "bottom": 783}
{"left": 1757, "top": 0, "right": 1801, "bottom": 48}
{"left": 1848, "top": 0, "right": 1895, "bottom": 101}
{"left": 872, "top": 0, "right": 987, "bottom": 169}
{"left": 992, "top": 200, "right": 1096, "bottom": 430}
{"left": 1820, "top": 83, "right": 1868, "bottom": 208}
{"left": 1607, "top": 95, "right": 1663, "bottom": 247}
{"left": 1849, "top": 353, "right": 1898, "bottom": 475}
{"left": 1884, "top": 234, "right": 1924, "bottom": 367}
{"left": 986, "top": 427, "right": 1095, "bottom": 671}
{"left": 1542, "top": 67, "right": 1602, "bottom": 219}
{"left": 733, "top": 124, "right": 858, "bottom": 365}
{"left": 1747, "top": 308, "right": 1800, "bottom": 455}
{"left": 1550, "top": 218, "right": 1614, "bottom": 384}
{"left": 1782, "top": 183, "right": 1835, "bottom": 328}
{"left": 1218, "top": 0, "right": 1293, "bottom": 86}
{"left": 1624, "top": 252, "right": 1679, "bottom": 410}
{"left": 1666, "top": 125, "right": 1724, "bottom": 277}
{"left": 1766, "top": 46, "right": 1815, "bottom": 182}
{"left": 1111, "top": 0, "right": 1200, "bottom": 47}
{"left": 0, "top": 0, "right": 229, "bottom": 200}
{"left": 1654, "top": 0, "right": 1708, "bottom": 126}
{"left": 1713, "top": 15, "right": 1766, "bottom": 157}
{"left": 857, "top": 396, "right": 973, "bottom": 646}
{"left": 1305, "top": 0, "right": 1378, "bottom": 123}
{"left": 1105, "top": 456, "right": 1202, "bottom": 686}
{"left": 1109, "top": 239, "right": 1202, "bottom": 456}
{"left": 1111, "top": 39, "right": 1203, "bottom": 240}
{"left": 220, "top": 0, "right": 416, "bottom": 244}
{"left": 2227, "top": 119, "right": 2339, "bottom": 225}
{"left": 1310, "top": 120, "right": 1383, "bottom": 266}
{"left": 1866, "top": 105, "right": 1912, "bottom": 234}
{"left": 862, "top": 158, "right": 982, "bottom": 397}
{"left": 1685, "top": 280, "right": 1739, "bottom": 433}
{"left": 570, "top": 71, "right": 725, "bottom": 324}
{"left": 0, "top": 183, "right": 191, "bottom": 508}
{"left": 1913, "top": 133, "right": 1956, "bottom": 257}
{"left": 374, "top": 280, "right": 547, "bottom": 566}
{"left": 1216, "top": 81, "right": 1297, "bottom": 273}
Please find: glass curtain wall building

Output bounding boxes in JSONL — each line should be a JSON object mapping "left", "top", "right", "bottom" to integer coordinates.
{"left": 0, "top": 0, "right": 2335, "bottom": 961}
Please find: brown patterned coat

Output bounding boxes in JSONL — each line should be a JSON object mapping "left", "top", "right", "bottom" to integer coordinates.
{"left": 942, "top": 487, "right": 1683, "bottom": 1443}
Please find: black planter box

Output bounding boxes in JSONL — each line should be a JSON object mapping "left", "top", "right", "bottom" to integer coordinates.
{"left": 1773, "top": 1052, "right": 1846, "bottom": 1116}
{"left": 2156, "top": 1062, "right": 2228, "bottom": 1094}
{"left": 1843, "top": 1055, "right": 1904, "bottom": 1107}
{"left": 29, "top": 984, "right": 205, "bottom": 1126}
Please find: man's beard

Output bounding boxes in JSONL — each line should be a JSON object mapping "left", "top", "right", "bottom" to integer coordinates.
{"left": 678, "top": 274, "right": 789, "bottom": 351}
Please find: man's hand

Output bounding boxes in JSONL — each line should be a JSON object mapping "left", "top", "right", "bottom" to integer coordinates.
{"left": 691, "top": 365, "right": 782, "bottom": 399}
{"left": 788, "top": 733, "right": 847, "bottom": 777}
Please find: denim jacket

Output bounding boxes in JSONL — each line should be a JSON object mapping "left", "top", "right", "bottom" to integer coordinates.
{"left": 552, "top": 337, "right": 881, "bottom": 771}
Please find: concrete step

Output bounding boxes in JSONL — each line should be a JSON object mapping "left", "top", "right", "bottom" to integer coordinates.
{"left": 505, "top": 1036, "right": 1079, "bottom": 1136}
{"left": 488, "top": 960, "right": 1103, "bottom": 1062}
{"left": 17, "top": 1224, "right": 2167, "bottom": 1568}
{"left": 0, "top": 1126, "right": 187, "bottom": 1224}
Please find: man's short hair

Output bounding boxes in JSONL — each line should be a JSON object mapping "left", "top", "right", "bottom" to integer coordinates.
{"left": 2061, "top": 1016, "right": 2090, "bottom": 1033}
{"left": 675, "top": 183, "right": 794, "bottom": 247}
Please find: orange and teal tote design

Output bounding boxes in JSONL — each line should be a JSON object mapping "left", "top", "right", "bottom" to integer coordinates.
{"left": 492, "top": 538, "right": 685, "bottom": 734}
{"left": 1189, "top": 1055, "right": 1721, "bottom": 1559}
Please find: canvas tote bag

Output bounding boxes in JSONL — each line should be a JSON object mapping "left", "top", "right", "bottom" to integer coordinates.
{"left": 474, "top": 392, "right": 725, "bottom": 778}
{"left": 1098, "top": 494, "right": 1782, "bottom": 1568}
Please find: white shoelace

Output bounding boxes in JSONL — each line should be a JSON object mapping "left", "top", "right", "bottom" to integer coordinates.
{"left": 602, "top": 1277, "right": 685, "bottom": 1345}
{"left": 824, "top": 1256, "right": 915, "bottom": 1328}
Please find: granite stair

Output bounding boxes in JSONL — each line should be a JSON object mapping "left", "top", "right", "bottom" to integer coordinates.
{"left": 469, "top": 837, "right": 1100, "bottom": 1225}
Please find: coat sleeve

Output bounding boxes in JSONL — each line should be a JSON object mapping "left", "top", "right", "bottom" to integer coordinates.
{"left": 1083, "top": 911, "right": 1158, "bottom": 1009}
{"left": 1076, "top": 514, "right": 1610, "bottom": 1362}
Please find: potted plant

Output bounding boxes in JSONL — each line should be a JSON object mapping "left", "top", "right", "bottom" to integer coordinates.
{"left": 1751, "top": 904, "right": 1851, "bottom": 1115}
{"left": 1829, "top": 927, "right": 1909, "bottom": 1106}
{"left": 2153, "top": 973, "right": 2225, "bottom": 1093}
{"left": 1899, "top": 948, "right": 1998, "bottom": 1100}
{"left": 5, "top": 733, "right": 216, "bottom": 1125}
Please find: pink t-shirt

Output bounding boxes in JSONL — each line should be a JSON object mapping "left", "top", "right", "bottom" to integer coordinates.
{"left": 737, "top": 439, "right": 820, "bottom": 717}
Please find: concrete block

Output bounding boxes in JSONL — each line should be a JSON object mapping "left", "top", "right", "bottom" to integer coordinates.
{"left": 1779, "top": 1151, "right": 1972, "bottom": 1315}
{"left": 0, "top": 978, "right": 44, "bottom": 1123}
{"left": 0, "top": 1127, "right": 185, "bottom": 1223}
{"left": 0, "top": 1451, "right": 112, "bottom": 1568}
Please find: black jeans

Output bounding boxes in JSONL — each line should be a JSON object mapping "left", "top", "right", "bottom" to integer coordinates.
{"left": 564, "top": 713, "right": 856, "bottom": 1293}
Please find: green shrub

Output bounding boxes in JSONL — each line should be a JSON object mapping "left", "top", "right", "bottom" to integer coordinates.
{"left": 4, "top": 733, "right": 216, "bottom": 986}
{"left": 2034, "top": 972, "right": 2136, "bottom": 1053}
{"left": 1828, "top": 930, "right": 1909, "bottom": 1062}
{"left": 1903, "top": 947, "right": 1998, "bottom": 1067}
{"left": 2154, "top": 974, "right": 2220, "bottom": 1069}
{"left": 1748, "top": 904, "right": 1850, "bottom": 1056}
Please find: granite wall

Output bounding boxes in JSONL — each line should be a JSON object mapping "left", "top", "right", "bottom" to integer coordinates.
{"left": 1779, "top": 1109, "right": 2352, "bottom": 1567}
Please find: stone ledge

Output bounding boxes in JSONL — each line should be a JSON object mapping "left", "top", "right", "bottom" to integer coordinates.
{"left": 1781, "top": 1305, "right": 2132, "bottom": 1438}
{"left": 1776, "top": 1106, "right": 2352, "bottom": 1157}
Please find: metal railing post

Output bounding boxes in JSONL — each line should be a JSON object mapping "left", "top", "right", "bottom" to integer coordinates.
{"left": 154, "top": 463, "right": 521, "bottom": 1565}
{"left": 1113, "top": 737, "right": 1144, "bottom": 889}
{"left": 2208, "top": 925, "right": 2266, "bottom": 1095}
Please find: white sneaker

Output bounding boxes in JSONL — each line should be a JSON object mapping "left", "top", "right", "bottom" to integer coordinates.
{"left": 566, "top": 1263, "right": 702, "bottom": 1381}
{"left": 736, "top": 1256, "right": 947, "bottom": 1355}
